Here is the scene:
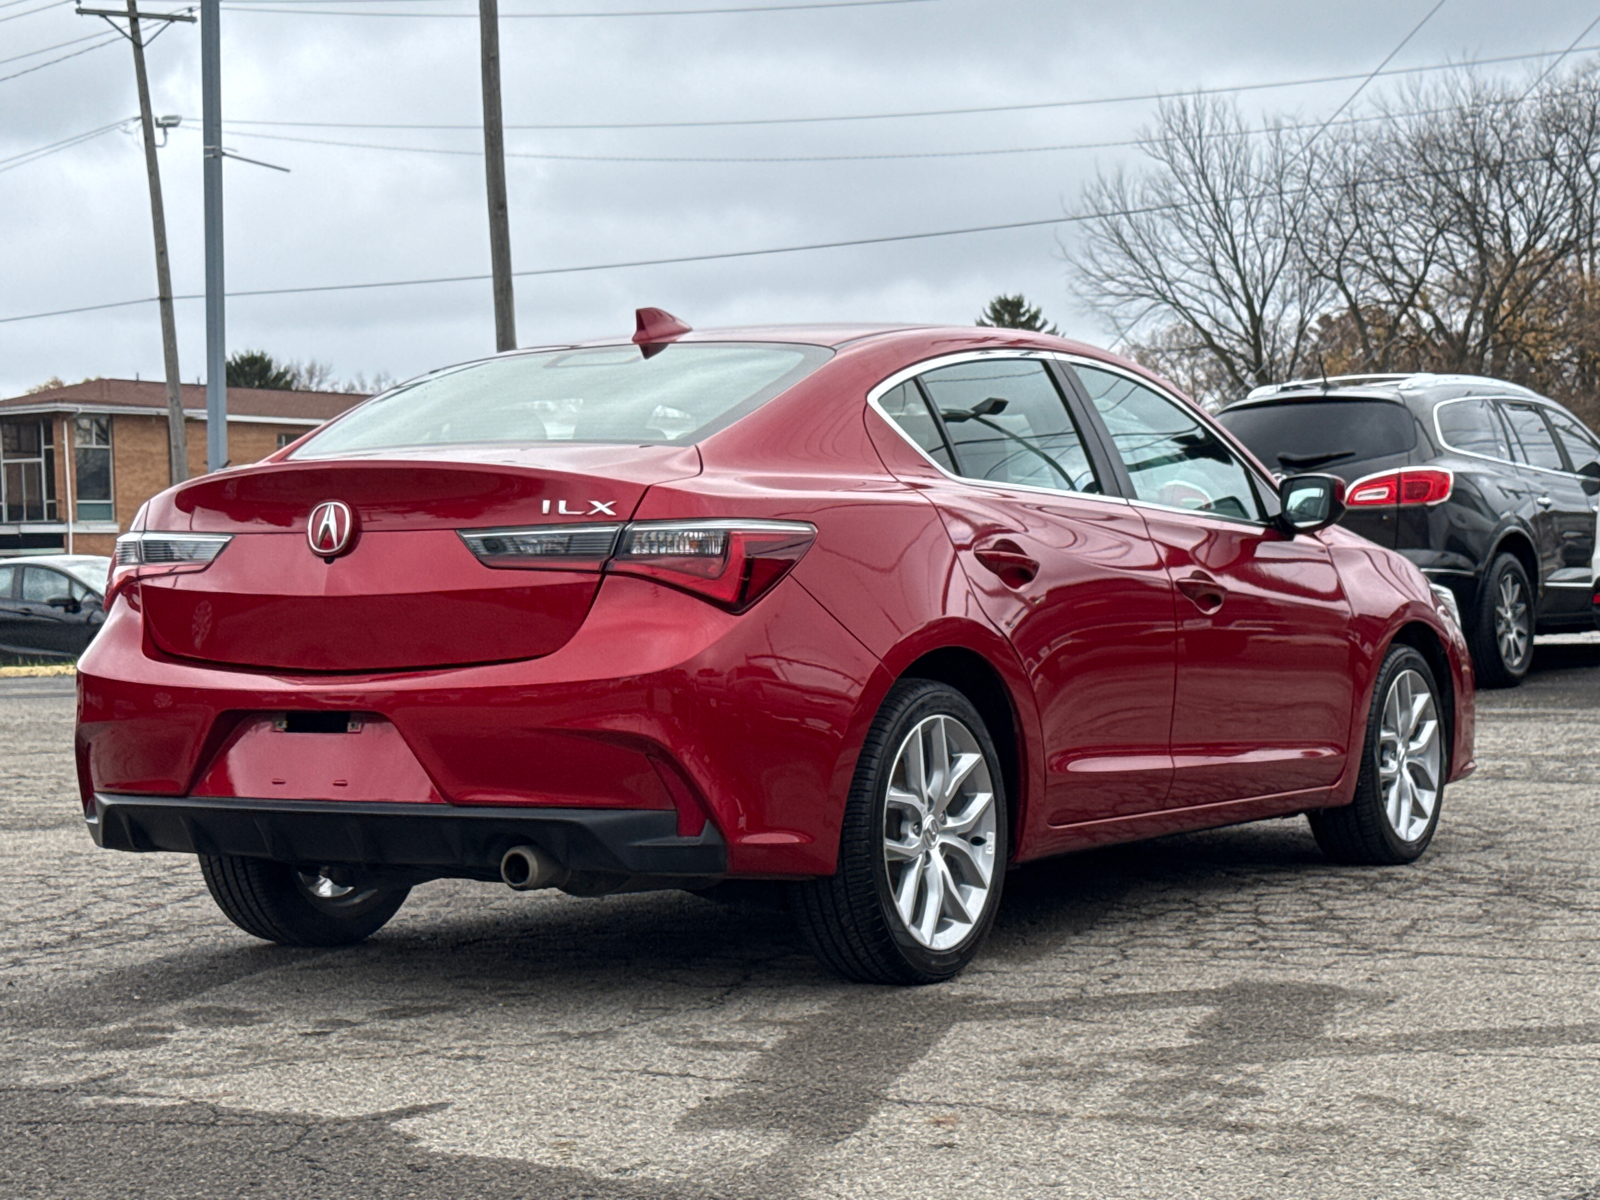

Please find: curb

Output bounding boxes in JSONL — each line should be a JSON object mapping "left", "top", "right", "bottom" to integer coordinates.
{"left": 0, "top": 664, "right": 76, "bottom": 678}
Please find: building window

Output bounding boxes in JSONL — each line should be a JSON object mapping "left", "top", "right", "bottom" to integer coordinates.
{"left": 74, "top": 416, "right": 114, "bottom": 522}
{"left": 276, "top": 432, "right": 295, "bottom": 449}
{"left": 0, "top": 419, "right": 57, "bottom": 523}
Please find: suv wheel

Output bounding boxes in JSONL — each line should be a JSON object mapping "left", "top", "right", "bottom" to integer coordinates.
{"left": 1467, "top": 553, "right": 1534, "bottom": 688}
{"left": 199, "top": 855, "right": 409, "bottom": 946}
{"left": 1309, "top": 644, "right": 1445, "bottom": 864}
{"left": 790, "top": 679, "right": 1007, "bottom": 984}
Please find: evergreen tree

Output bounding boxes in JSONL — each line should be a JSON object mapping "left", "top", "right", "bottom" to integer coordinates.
{"left": 976, "top": 294, "right": 1059, "bottom": 334}
{"left": 225, "top": 350, "right": 296, "bottom": 390}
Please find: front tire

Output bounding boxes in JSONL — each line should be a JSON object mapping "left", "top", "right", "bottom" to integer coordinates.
{"left": 1467, "top": 553, "right": 1533, "bottom": 688}
{"left": 1309, "top": 645, "right": 1446, "bottom": 865}
{"left": 199, "top": 856, "right": 409, "bottom": 946}
{"left": 791, "top": 679, "right": 1008, "bottom": 984}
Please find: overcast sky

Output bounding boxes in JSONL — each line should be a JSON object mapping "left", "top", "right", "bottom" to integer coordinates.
{"left": 1, "top": 0, "right": 1595, "bottom": 397}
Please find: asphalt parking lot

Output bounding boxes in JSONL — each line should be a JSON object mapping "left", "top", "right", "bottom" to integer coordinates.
{"left": 3, "top": 639, "right": 1598, "bottom": 1200}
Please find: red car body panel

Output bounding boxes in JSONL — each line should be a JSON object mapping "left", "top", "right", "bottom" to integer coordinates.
{"left": 76, "top": 325, "right": 1476, "bottom": 885}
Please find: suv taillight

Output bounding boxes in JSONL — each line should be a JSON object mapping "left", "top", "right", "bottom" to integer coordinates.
{"left": 458, "top": 518, "right": 817, "bottom": 613}
{"left": 107, "top": 532, "right": 233, "bottom": 609}
{"left": 1344, "top": 468, "right": 1453, "bottom": 507}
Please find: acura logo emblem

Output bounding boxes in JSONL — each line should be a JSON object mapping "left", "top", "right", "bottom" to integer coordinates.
{"left": 308, "top": 500, "right": 356, "bottom": 557}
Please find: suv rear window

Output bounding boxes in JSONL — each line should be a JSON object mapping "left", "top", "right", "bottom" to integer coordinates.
{"left": 1217, "top": 399, "right": 1418, "bottom": 472}
{"left": 294, "top": 342, "right": 831, "bottom": 456}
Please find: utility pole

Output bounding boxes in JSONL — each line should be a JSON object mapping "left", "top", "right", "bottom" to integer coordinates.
{"left": 77, "top": 1, "right": 195, "bottom": 484}
{"left": 201, "top": 0, "right": 226, "bottom": 471}
{"left": 478, "top": 0, "right": 516, "bottom": 352}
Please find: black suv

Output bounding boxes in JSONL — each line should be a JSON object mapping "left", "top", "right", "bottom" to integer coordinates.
{"left": 1218, "top": 374, "right": 1600, "bottom": 687}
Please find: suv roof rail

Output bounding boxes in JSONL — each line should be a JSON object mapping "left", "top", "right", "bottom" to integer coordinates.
{"left": 1244, "top": 373, "right": 1419, "bottom": 400}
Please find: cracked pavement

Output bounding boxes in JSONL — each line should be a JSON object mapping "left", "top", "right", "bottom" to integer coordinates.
{"left": 2, "top": 639, "right": 1598, "bottom": 1199}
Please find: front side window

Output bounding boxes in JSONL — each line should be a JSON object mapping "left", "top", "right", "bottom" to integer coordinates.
{"left": 1542, "top": 408, "right": 1600, "bottom": 471}
{"left": 915, "top": 359, "right": 1100, "bottom": 493}
{"left": 0, "top": 419, "right": 57, "bottom": 524}
{"left": 1435, "top": 398, "right": 1512, "bottom": 460}
{"left": 1074, "top": 364, "right": 1264, "bottom": 521}
{"left": 0, "top": 565, "right": 14, "bottom": 598}
{"left": 1498, "top": 403, "right": 1567, "bottom": 472}
{"left": 293, "top": 343, "right": 830, "bottom": 456}
{"left": 73, "top": 416, "right": 114, "bottom": 522}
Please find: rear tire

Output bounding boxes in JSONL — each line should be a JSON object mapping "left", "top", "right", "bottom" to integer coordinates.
{"left": 1467, "top": 553, "right": 1533, "bottom": 688}
{"left": 790, "top": 679, "right": 1008, "bottom": 984}
{"left": 199, "top": 855, "right": 409, "bottom": 946}
{"left": 1309, "top": 645, "right": 1445, "bottom": 865}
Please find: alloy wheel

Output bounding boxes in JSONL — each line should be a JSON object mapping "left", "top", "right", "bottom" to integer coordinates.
{"left": 1376, "top": 668, "right": 1442, "bottom": 843}
{"left": 297, "top": 869, "right": 357, "bottom": 902}
{"left": 881, "top": 714, "right": 998, "bottom": 951}
{"left": 1494, "top": 571, "right": 1531, "bottom": 671}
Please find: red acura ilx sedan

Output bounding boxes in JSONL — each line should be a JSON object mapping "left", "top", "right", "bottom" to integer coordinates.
{"left": 76, "top": 311, "right": 1475, "bottom": 983}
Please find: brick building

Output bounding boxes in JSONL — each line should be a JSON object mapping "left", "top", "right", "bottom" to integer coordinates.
{"left": 0, "top": 379, "right": 367, "bottom": 558}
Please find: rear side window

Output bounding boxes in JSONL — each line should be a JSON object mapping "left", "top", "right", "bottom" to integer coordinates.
{"left": 1216, "top": 399, "right": 1417, "bottom": 472}
{"left": 916, "top": 359, "right": 1100, "bottom": 493}
{"left": 20, "top": 567, "right": 67, "bottom": 604}
{"left": 877, "top": 382, "right": 955, "bottom": 472}
{"left": 0, "top": 565, "right": 13, "bottom": 598}
{"left": 1499, "top": 403, "right": 1568, "bottom": 471}
{"left": 1543, "top": 407, "right": 1600, "bottom": 470}
{"left": 294, "top": 343, "right": 831, "bottom": 455}
{"left": 1435, "top": 398, "right": 1512, "bottom": 459}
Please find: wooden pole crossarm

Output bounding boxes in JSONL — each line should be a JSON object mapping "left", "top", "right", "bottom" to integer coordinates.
{"left": 75, "top": 6, "right": 196, "bottom": 19}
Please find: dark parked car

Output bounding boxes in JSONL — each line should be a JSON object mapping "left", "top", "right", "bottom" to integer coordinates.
{"left": 0, "top": 555, "right": 110, "bottom": 659}
{"left": 1218, "top": 375, "right": 1600, "bottom": 687}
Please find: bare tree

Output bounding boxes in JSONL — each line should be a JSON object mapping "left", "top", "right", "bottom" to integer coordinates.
{"left": 1066, "top": 96, "right": 1328, "bottom": 402}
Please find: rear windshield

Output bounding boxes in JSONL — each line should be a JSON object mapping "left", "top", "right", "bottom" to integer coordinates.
{"left": 293, "top": 342, "right": 831, "bottom": 456}
{"left": 1217, "top": 399, "right": 1418, "bottom": 472}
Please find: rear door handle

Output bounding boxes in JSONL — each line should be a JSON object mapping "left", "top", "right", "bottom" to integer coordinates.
{"left": 1536, "top": 494, "right": 1554, "bottom": 509}
{"left": 973, "top": 539, "right": 1039, "bottom": 588}
{"left": 1177, "top": 572, "right": 1227, "bottom": 614}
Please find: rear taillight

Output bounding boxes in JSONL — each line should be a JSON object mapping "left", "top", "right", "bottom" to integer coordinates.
{"left": 609, "top": 520, "right": 816, "bottom": 612}
{"left": 456, "top": 523, "right": 622, "bottom": 569}
{"left": 1344, "top": 468, "right": 1453, "bottom": 507}
{"left": 107, "top": 531, "right": 233, "bottom": 609}
{"left": 458, "top": 517, "right": 817, "bottom": 612}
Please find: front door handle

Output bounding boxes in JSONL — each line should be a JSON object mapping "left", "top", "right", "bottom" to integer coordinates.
{"left": 1536, "top": 494, "right": 1554, "bottom": 510}
{"left": 973, "top": 538, "right": 1039, "bottom": 588}
{"left": 1177, "top": 572, "right": 1227, "bottom": 614}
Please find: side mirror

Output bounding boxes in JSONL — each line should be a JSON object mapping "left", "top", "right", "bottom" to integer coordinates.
{"left": 1276, "top": 473, "right": 1346, "bottom": 535}
{"left": 45, "top": 596, "right": 81, "bottom": 614}
{"left": 1579, "top": 460, "right": 1600, "bottom": 497}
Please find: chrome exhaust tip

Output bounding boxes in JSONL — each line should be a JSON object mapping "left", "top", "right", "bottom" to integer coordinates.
{"left": 500, "top": 844, "right": 566, "bottom": 891}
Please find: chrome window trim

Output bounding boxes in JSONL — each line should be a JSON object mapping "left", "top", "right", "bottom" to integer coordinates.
{"left": 864, "top": 350, "right": 1131, "bottom": 508}
{"left": 1057, "top": 354, "right": 1281, "bottom": 529}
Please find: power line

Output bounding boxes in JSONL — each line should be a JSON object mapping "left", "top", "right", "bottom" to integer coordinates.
{"left": 0, "top": 33, "right": 121, "bottom": 83}
{"left": 3, "top": 145, "right": 1585, "bottom": 323}
{"left": 1302, "top": 0, "right": 1447, "bottom": 155}
{"left": 1520, "top": 10, "right": 1600, "bottom": 102}
{"left": 221, "top": 42, "right": 1600, "bottom": 132}
{"left": 195, "top": 103, "right": 1483, "bottom": 165}
{"left": 0, "top": 0, "right": 69, "bottom": 23}
{"left": 0, "top": 116, "right": 135, "bottom": 172}
{"left": 220, "top": 0, "right": 941, "bottom": 14}
{"left": 0, "top": 30, "right": 105, "bottom": 64}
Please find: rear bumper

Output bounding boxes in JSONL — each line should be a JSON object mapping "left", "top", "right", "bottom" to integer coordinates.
{"left": 88, "top": 792, "right": 728, "bottom": 887}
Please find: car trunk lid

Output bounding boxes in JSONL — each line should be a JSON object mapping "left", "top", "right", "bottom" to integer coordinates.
{"left": 139, "top": 446, "right": 699, "bottom": 671}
